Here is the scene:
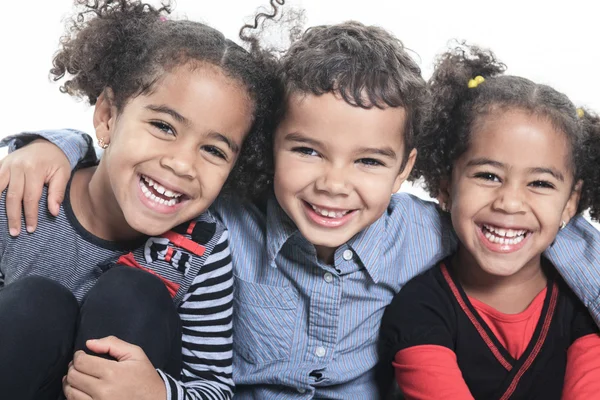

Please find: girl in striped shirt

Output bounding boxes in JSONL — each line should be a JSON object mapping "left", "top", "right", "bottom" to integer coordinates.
{"left": 0, "top": 0, "right": 281, "bottom": 399}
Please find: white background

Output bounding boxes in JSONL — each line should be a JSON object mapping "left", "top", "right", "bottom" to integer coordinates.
{"left": 1, "top": 0, "right": 598, "bottom": 229}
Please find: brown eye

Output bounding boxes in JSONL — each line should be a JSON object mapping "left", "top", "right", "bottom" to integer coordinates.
{"left": 202, "top": 145, "right": 227, "bottom": 160}
{"left": 150, "top": 121, "right": 175, "bottom": 136}
{"left": 292, "top": 147, "right": 319, "bottom": 157}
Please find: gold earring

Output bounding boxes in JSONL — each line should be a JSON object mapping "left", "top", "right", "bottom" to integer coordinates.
{"left": 98, "top": 137, "right": 109, "bottom": 149}
{"left": 560, "top": 221, "right": 567, "bottom": 230}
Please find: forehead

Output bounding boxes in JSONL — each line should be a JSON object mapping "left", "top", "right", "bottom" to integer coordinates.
{"left": 467, "top": 109, "right": 571, "bottom": 170}
{"left": 137, "top": 64, "right": 253, "bottom": 130}
{"left": 279, "top": 92, "right": 407, "bottom": 148}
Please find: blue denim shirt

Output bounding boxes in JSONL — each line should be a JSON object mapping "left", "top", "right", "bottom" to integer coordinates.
{"left": 4, "top": 129, "right": 600, "bottom": 399}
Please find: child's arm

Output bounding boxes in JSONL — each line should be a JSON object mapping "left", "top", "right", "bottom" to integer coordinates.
{"left": 546, "top": 217, "right": 600, "bottom": 326}
{"left": 562, "top": 334, "right": 600, "bottom": 399}
{"left": 379, "top": 269, "right": 473, "bottom": 400}
{"left": 562, "top": 301, "right": 600, "bottom": 399}
{"left": 0, "top": 129, "right": 95, "bottom": 234}
{"left": 392, "top": 346, "right": 474, "bottom": 400}
{"left": 158, "top": 230, "right": 235, "bottom": 400}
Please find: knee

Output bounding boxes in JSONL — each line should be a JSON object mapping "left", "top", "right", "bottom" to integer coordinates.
{"left": 84, "top": 266, "right": 174, "bottom": 318}
{"left": 0, "top": 276, "right": 78, "bottom": 340}
{"left": 3, "top": 276, "right": 78, "bottom": 318}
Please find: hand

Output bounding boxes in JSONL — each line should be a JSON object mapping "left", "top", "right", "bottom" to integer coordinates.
{"left": 63, "top": 336, "right": 167, "bottom": 400}
{"left": 0, "top": 139, "right": 70, "bottom": 235}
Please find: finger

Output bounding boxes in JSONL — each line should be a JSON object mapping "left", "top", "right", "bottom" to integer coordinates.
{"left": 86, "top": 336, "right": 143, "bottom": 361}
{"left": 5, "top": 167, "right": 25, "bottom": 236}
{"left": 0, "top": 161, "right": 10, "bottom": 194}
{"left": 47, "top": 166, "right": 69, "bottom": 216}
{"left": 72, "top": 350, "right": 116, "bottom": 379}
{"left": 22, "top": 172, "right": 45, "bottom": 233}
{"left": 63, "top": 379, "right": 94, "bottom": 400}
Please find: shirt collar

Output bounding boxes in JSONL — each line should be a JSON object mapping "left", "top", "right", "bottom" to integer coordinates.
{"left": 266, "top": 195, "right": 299, "bottom": 268}
{"left": 342, "top": 212, "right": 385, "bottom": 283}
{"left": 266, "top": 194, "right": 387, "bottom": 280}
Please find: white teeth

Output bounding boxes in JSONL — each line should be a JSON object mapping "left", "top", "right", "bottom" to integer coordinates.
{"left": 310, "top": 204, "right": 350, "bottom": 219}
{"left": 142, "top": 175, "right": 182, "bottom": 199}
{"left": 139, "top": 178, "right": 180, "bottom": 208}
{"left": 483, "top": 224, "right": 529, "bottom": 245}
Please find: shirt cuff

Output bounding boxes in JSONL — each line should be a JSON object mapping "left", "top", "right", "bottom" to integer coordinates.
{"left": 157, "top": 369, "right": 177, "bottom": 400}
{"left": 0, "top": 129, "right": 95, "bottom": 170}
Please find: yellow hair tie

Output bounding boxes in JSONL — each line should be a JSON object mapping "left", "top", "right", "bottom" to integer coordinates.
{"left": 576, "top": 108, "right": 585, "bottom": 118}
{"left": 468, "top": 75, "right": 485, "bottom": 89}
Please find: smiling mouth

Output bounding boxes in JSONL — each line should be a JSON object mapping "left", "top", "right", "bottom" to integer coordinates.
{"left": 480, "top": 224, "right": 532, "bottom": 245}
{"left": 139, "top": 175, "right": 185, "bottom": 207}
{"left": 308, "top": 203, "right": 353, "bottom": 219}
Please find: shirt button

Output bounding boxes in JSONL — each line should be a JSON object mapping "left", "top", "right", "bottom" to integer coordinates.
{"left": 315, "top": 346, "right": 326, "bottom": 357}
{"left": 297, "top": 388, "right": 306, "bottom": 394}
{"left": 323, "top": 272, "right": 334, "bottom": 283}
{"left": 342, "top": 249, "right": 353, "bottom": 261}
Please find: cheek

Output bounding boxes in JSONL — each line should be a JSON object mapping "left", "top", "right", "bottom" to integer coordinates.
{"left": 274, "top": 154, "right": 317, "bottom": 192}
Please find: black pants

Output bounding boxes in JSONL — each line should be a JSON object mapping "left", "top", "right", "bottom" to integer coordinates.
{"left": 0, "top": 267, "right": 182, "bottom": 400}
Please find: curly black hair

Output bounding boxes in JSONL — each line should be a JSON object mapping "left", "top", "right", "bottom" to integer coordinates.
{"left": 280, "top": 21, "right": 426, "bottom": 168}
{"left": 51, "top": 0, "right": 283, "bottom": 200}
{"left": 236, "top": 18, "right": 427, "bottom": 199}
{"left": 413, "top": 43, "right": 600, "bottom": 220}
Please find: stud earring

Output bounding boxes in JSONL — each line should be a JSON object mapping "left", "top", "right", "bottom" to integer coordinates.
{"left": 559, "top": 221, "right": 567, "bottom": 230}
{"left": 98, "top": 137, "right": 109, "bottom": 149}
{"left": 440, "top": 202, "right": 449, "bottom": 213}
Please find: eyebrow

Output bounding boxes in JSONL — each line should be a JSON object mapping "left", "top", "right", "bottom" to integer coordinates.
{"left": 466, "top": 158, "right": 565, "bottom": 182}
{"left": 356, "top": 146, "right": 397, "bottom": 159}
{"left": 284, "top": 132, "right": 323, "bottom": 148}
{"left": 147, "top": 104, "right": 239, "bottom": 153}
{"left": 145, "top": 105, "right": 190, "bottom": 126}
{"left": 466, "top": 158, "right": 505, "bottom": 169}
{"left": 207, "top": 131, "right": 240, "bottom": 154}
{"left": 285, "top": 132, "right": 397, "bottom": 159}
{"left": 527, "top": 167, "right": 565, "bottom": 182}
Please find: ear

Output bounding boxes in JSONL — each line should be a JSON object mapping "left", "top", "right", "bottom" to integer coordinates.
{"left": 93, "top": 88, "right": 117, "bottom": 144}
{"left": 561, "top": 180, "right": 583, "bottom": 225}
{"left": 437, "top": 178, "right": 452, "bottom": 212}
{"left": 393, "top": 148, "right": 417, "bottom": 193}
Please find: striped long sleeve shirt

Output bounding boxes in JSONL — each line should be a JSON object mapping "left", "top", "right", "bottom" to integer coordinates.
{"left": 0, "top": 184, "right": 234, "bottom": 400}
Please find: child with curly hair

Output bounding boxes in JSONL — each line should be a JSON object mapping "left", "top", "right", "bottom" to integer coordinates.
{"left": 380, "top": 44, "right": 600, "bottom": 399}
{"left": 3, "top": 17, "right": 600, "bottom": 400}
{"left": 0, "top": 0, "right": 281, "bottom": 399}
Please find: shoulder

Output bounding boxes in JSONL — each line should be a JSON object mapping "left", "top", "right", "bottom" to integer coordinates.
{"left": 554, "top": 275, "right": 600, "bottom": 341}
{"left": 387, "top": 192, "right": 446, "bottom": 231}
{"left": 380, "top": 265, "right": 456, "bottom": 354}
{"left": 385, "top": 266, "right": 452, "bottom": 319}
{"left": 209, "top": 194, "right": 265, "bottom": 227}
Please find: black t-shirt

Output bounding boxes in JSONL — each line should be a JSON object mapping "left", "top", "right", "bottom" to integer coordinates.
{"left": 379, "top": 257, "right": 598, "bottom": 400}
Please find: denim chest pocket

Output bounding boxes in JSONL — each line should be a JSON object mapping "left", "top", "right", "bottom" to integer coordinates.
{"left": 233, "top": 276, "right": 298, "bottom": 364}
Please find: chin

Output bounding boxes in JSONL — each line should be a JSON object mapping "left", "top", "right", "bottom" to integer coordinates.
{"left": 477, "top": 258, "right": 525, "bottom": 277}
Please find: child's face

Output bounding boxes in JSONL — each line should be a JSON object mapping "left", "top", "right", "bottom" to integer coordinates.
{"left": 447, "top": 108, "right": 580, "bottom": 276}
{"left": 273, "top": 92, "right": 415, "bottom": 261}
{"left": 95, "top": 64, "right": 253, "bottom": 235}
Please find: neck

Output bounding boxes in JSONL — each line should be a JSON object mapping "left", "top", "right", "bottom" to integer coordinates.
{"left": 453, "top": 246, "right": 547, "bottom": 314}
{"left": 70, "top": 166, "right": 141, "bottom": 242}
{"left": 315, "top": 245, "right": 336, "bottom": 265}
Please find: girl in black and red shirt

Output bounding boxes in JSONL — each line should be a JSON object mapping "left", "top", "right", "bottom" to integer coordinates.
{"left": 380, "top": 44, "right": 600, "bottom": 399}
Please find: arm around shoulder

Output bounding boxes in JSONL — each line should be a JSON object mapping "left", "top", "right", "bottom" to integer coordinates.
{"left": 546, "top": 215, "right": 600, "bottom": 325}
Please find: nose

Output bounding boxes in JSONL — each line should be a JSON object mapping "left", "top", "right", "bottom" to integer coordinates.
{"left": 315, "top": 164, "right": 351, "bottom": 196}
{"left": 491, "top": 183, "right": 526, "bottom": 214}
{"left": 159, "top": 144, "right": 196, "bottom": 179}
